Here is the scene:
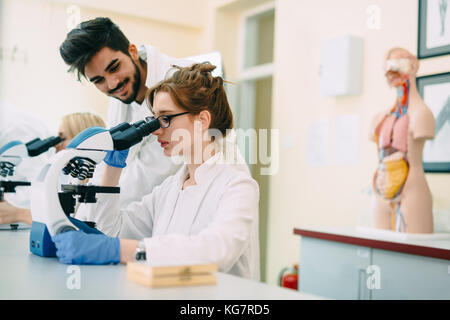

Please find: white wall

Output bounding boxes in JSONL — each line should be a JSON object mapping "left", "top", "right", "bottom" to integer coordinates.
{"left": 53, "top": 0, "right": 207, "bottom": 29}
{"left": 0, "top": 0, "right": 208, "bottom": 133}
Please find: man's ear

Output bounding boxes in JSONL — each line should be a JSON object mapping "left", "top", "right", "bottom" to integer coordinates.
{"left": 128, "top": 44, "right": 139, "bottom": 62}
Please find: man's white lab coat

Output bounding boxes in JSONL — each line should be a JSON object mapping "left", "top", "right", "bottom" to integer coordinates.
{"left": 76, "top": 151, "right": 260, "bottom": 281}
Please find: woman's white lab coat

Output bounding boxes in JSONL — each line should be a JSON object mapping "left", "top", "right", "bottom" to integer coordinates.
{"left": 76, "top": 151, "right": 260, "bottom": 280}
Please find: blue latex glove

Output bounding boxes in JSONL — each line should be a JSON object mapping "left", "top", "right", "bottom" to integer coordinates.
{"left": 103, "top": 149, "right": 129, "bottom": 168}
{"left": 52, "top": 231, "right": 120, "bottom": 265}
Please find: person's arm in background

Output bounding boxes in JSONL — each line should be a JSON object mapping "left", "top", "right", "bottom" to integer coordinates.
{"left": 0, "top": 202, "right": 32, "bottom": 225}
{"left": 100, "top": 148, "right": 129, "bottom": 186}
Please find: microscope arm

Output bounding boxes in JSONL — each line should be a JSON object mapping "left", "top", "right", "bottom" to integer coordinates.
{"left": 0, "top": 136, "right": 63, "bottom": 175}
{"left": 0, "top": 141, "right": 28, "bottom": 167}
{"left": 31, "top": 128, "right": 113, "bottom": 236}
{"left": 32, "top": 119, "right": 160, "bottom": 237}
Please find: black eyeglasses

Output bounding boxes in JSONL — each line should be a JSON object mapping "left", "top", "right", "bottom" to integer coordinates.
{"left": 146, "top": 112, "right": 190, "bottom": 129}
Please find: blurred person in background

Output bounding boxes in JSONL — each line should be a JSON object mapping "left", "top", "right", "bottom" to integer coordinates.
{"left": 0, "top": 112, "right": 106, "bottom": 227}
{"left": 0, "top": 100, "right": 53, "bottom": 217}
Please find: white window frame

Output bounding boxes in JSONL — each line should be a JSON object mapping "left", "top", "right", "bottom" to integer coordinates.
{"left": 234, "top": 2, "right": 275, "bottom": 166}
{"left": 238, "top": 1, "right": 275, "bottom": 82}
{"left": 234, "top": 1, "right": 275, "bottom": 133}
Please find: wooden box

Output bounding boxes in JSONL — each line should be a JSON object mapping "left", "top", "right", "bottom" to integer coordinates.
{"left": 127, "top": 262, "right": 218, "bottom": 288}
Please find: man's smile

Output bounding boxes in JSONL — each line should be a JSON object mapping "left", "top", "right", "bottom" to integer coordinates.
{"left": 110, "top": 79, "right": 129, "bottom": 96}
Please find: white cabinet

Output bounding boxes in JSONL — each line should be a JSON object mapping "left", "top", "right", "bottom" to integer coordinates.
{"left": 296, "top": 228, "right": 450, "bottom": 300}
{"left": 319, "top": 35, "right": 363, "bottom": 97}
{"left": 299, "top": 237, "right": 372, "bottom": 299}
{"left": 371, "top": 249, "right": 450, "bottom": 299}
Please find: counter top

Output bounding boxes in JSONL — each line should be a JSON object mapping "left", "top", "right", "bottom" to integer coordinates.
{"left": 294, "top": 226, "right": 450, "bottom": 260}
{"left": 0, "top": 230, "right": 321, "bottom": 300}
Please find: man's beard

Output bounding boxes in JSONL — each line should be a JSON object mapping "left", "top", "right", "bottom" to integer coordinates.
{"left": 114, "top": 60, "right": 141, "bottom": 104}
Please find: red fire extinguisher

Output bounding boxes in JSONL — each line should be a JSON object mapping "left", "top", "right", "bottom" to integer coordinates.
{"left": 278, "top": 264, "right": 298, "bottom": 290}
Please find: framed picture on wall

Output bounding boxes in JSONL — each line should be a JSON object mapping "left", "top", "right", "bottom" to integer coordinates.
{"left": 418, "top": 0, "right": 450, "bottom": 59}
{"left": 417, "top": 72, "right": 450, "bottom": 172}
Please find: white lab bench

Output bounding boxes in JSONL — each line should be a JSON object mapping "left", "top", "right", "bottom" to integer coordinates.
{"left": 0, "top": 229, "right": 321, "bottom": 300}
{"left": 294, "top": 226, "right": 450, "bottom": 300}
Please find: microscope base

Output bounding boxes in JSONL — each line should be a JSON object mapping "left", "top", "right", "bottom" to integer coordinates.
{"left": 29, "top": 217, "right": 104, "bottom": 257}
{"left": 30, "top": 221, "right": 56, "bottom": 257}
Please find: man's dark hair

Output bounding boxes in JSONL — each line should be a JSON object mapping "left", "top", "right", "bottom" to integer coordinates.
{"left": 60, "top": 17, "right": 130, "bottom": 80}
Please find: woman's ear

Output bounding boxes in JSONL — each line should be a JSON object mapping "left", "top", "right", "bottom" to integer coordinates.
{"left": 198, "top": 110, "right": 211, "bottom": 132}
{"left": 128, "top": 44, "right": 139, "bottom": 62}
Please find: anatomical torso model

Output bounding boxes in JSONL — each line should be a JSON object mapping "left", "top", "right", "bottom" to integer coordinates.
{"left": 369, "top": 48, "right": 435, "bottom": 233}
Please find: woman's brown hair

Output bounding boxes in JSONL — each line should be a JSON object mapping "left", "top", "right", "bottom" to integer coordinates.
{"left": 146, "top": 62, "right": 233, "bottom": 135}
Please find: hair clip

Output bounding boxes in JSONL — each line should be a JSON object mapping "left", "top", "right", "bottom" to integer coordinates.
{"left": 170, "top": 63, "right": 235, "bottom": 85}
{"left": 223, "top": 79, "right": 236, "bottom": 85}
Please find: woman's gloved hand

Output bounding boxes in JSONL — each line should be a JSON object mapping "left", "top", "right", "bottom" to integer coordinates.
{"left": 103, "top": 149, "right": 130, "bottom": 168}
{"left": 52, "top": 231, "right": 120, "bottom": 265}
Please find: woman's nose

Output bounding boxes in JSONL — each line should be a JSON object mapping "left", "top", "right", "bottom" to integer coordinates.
{"left": 153, "top": 127, "right": 163, "bottom": 136}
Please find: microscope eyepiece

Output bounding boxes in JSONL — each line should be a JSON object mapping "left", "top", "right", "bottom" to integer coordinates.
{"left": 26, "top": 136, "right": 63, "bottom": 157}
{"left": 110, "top": 118, "right": 161, "bottom": 151}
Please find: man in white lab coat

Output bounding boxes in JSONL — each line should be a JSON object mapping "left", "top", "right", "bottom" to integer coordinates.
{"left": 59, "top": 17, "right": 194, "bottom": 207}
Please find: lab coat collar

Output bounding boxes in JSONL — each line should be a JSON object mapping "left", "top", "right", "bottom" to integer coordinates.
{"left": 177, "top": 152, "right": 223, "bottom": 187}
{"left": 175, "top": 133, "right": 247, "bottom": 187}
